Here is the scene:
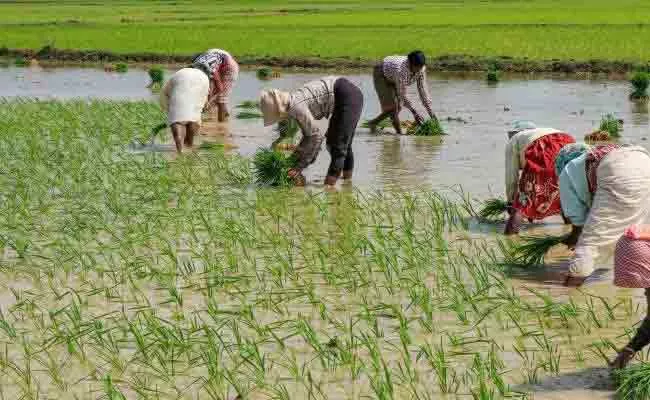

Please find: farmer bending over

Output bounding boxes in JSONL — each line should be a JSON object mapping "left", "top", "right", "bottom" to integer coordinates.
{"left": 160, "top": 67, "right": 210, "bottom": 153}
{"left": 191, "top": 49, "right": 239, "bottom": 122}
{"left": 259, "top": 76, "right": 364, "bottom": 186}
{"left": 367, "top": 51, "right": 437, "bottom": 134}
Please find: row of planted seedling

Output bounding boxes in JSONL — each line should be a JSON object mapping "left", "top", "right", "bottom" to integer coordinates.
{"left": 0, "top": 99, "right": 646, "bottom": 399}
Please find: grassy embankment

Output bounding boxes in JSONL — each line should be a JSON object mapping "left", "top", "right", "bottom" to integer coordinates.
{"left": 2, "top": 0, "right": 650, "bottom": 71}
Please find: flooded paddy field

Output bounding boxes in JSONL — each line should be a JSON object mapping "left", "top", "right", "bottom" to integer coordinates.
{"left": 0, "top": 64, "right": 649, "bottom": 399}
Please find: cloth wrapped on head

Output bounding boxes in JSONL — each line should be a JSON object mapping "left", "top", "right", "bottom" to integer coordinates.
{"left": 554, "top": 142, "right": 590, "bottom": 177}
{"left": 507, "top": 120, "right": 537, "bottom": 139}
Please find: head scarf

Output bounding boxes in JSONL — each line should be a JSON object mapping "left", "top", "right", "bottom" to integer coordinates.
{"left": 259, "top": 89, "right": 290, "bottom": 127}
{"left": 507, "top": 120, "right": 537, "bottom": 139}
{"left": 554, "top": 143, "right": 590, "bottom": 177}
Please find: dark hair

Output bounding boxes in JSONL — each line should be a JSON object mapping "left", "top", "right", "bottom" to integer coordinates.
{"left": 407, "top": 50, "right": 426, "bottom": 68}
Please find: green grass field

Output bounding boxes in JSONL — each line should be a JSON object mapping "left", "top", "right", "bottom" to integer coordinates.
{"left": 2, "top": 0, "right": 650, "bottom": 63}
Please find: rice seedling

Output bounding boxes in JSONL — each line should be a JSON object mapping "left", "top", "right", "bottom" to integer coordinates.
{"left": 406, "top": 118, "right": 446, "bottom": 136}
{"left": 599, "top": 114, "right": 622, "bottom": 138}
{"left": 147, "top": 66, "right": 164, "bottom": 88}
{"left": 614, "top": 362, "right": 650, "bottom": 399}
{"left": 478, "top": 198, "right": 508, "bottom": 221}
{"left": 253, "top": 148, "right": 297, "bottom": 186}
{"left": 257, "top": 67, "right": 273, "bottom": 80}
{"left": 114, "top": 62, "right": 128, "bottom": 73}
{"left": 361, "top": 119, "right": 414, "bottom": 133}
{"left": 504, "top": 234, "right": 569, "bottom": 267}
{"left": 486, "top": 67, "right": 500, "bottom": 83}
{"left": 236, "top": 111, "right": 263, "bottom": 119}
{"left": 236, "top": 100, "right": 259, "bottom": 109}
{"left": 14, "top": 56, "right": 28, "bottom": 67}
{"left": 630, "top": 70, "right": 650, "bottom": 100}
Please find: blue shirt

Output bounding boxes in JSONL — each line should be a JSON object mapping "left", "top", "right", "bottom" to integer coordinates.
{"left": 559, "top": 153, "right": 590, "bottom": 226}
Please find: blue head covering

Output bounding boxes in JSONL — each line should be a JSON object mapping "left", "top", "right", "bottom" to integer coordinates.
{"left": 554, "top": 143, "right": 590, "bottom": 177}
{"left": 508, "top": 121, "right": 537, "bottom": 138}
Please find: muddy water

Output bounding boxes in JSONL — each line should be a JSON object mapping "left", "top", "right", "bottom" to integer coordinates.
{"left": 2, "top": 64, "right": 649, "bottom": 197}
{"left": 2, "top": 64, "right": 650, "bottom": 399}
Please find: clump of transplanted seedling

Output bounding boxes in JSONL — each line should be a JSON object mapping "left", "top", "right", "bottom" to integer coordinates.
{"left": 147, "top": 66, "right": 164, "bottom": 88}
{"left": 599, "top": 114, "right": 623, "bottom": 138}
{"left": 407, "top": 118, "right": 446, "bottom": 136}
{"left": 614, "top": 362, "right": 650, "bottom": 400}
{"left": 256, "top": 67, "right": 280, "bottom": 80}
{"left": 236, "top": 110, "right": 263, "bottom": 119}
{"left": 114, "top": 63, "right": 128, "bottom": 73}
{"left": 505, "top": 234, "right": 570, "bottom": 267}
{"left": 362, "top": 119, "right": 414, "bottom": 133}
{"left": 253, "top": 148, "right": 298, "bottom": 186}
{"left": 486, "top": 66, "right": 500, "bottom": 84}
{"left": 14, "top": 56, "right": 27, "bottom": 67}
{"left": 630, "top": 70, "right": 650, "bottom": 100}
{"left": 478, "top": 198, "right": 509, "bottom": 221}
{"left": 236, "top": 100, "right": 259, "bottom": 109}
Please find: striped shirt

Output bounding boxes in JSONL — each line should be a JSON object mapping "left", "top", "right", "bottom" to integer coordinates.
{"left": 382, "top": 56, "right": 433, "bottom": 119}
{"left": 288, "top": 76, "right": 338, "bottom": 169}
{"left": 192, "top": 49, "right": 239, "bottom": 103}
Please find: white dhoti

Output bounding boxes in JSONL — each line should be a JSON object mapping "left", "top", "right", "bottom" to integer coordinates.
{"left": 160, "top": 68, "right": 210, "bottom": 125}
{"left": 570, "top": 146, "right": 650, "bottom": 277}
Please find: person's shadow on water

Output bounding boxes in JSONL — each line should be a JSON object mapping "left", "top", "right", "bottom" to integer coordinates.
{"left": 511, "top": 366, "right": 616, "bottom": 399}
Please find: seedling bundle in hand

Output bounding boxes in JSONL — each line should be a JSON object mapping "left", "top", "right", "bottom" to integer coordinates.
{"left": 478, "top": 198, "right": 509, "bottom": 221}
{"left": 505, "top": 234, "right": 569, "bottom": 267}
{"left": 148, "top": 66, "right": 165, "bottom": 88}
{"left": 253, "top": 148, "right": 298, "bottom": 187}
{"left": 407, "top": 118, "right": 446, "bottom": 136}
{"left": 599, "top": 114, "right": 622, "bottom": 138}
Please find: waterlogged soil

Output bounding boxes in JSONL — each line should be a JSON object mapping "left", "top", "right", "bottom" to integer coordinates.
{"left": 2, "top": 64, "right": 650, "bottom": 399}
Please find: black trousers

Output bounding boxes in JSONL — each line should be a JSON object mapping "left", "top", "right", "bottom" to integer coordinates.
{"left": 326, "top": 78, "right": 364, "bottom": 177}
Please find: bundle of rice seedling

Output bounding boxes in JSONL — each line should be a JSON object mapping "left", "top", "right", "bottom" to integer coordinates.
{"left": 115, "top": 63, "right": 128, "bottom": 73}
{"left": 236, "top": 100, "right": 259, "bottom": 109}
{"left": 253, "top": 149, "right": 298, "bottom": 187}
{"left": 148, "top": 66, "right": 164, "bottom": 88}
{"left": 362, "top": 119, "right": 414, "bottom": 133}
{"left": 599, "top": 114, "right": 622, "bottom": 138}
{"left": 630, "top": 70, "right": 650, "bottom": 100}
{"left": 614, "top": 362, "right": 650, "bottom": 400}
{"left": 275, "top": 118, "right": 299, "bottom": 137}
{"left": 584, "top": 130, "right": 611, "bottom": 142}
{"left": 486, "top": 68, "right": 500, "bottom": 83}
{"left": 407, "top": 119, "right": 446, "bottom": 136}
{"left": 506, "top": 234, "right": 569, "bottom": 267}
{"left": 257, "top": 67, "right": 273, "bottom": 80}
{"left": 236, "top": 111, "right": 263, "bottom": 119}
{"left": 478, "top": 198, "right": 508, "bottom": 220}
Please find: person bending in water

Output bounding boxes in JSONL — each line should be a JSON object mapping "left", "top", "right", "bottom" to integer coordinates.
{"left": 558, "top": 145, "right": 650, "bottom": 287}
{"left": 503, "top": 121, "right": 576, "bottom": 234}
{"left": 191, "top": 49, "right": 239, "bottom": 122}
{"left": 160, "top": 67, "right": 210, "bottom": 153}
{"left": 366, "top": 51, "right": 437, "bottom": 134}
{"left": 259, "top": 76, "right": 363, "bottom": 186}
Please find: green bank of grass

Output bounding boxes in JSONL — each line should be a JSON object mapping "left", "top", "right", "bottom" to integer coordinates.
{"left": 2, "top": 0, "right": 650, "bottom": 62}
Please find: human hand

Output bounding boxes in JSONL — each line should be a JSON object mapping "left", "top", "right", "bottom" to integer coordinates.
{"left": 324, "top": 175, "right": 338, "bottom": 186}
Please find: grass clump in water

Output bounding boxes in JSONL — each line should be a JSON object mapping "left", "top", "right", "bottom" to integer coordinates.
{"left": 614, "top": 363, "right": 650, "bottom": 400}
{"left": 478, "top": 198, "right": 508, "bottom": 220}
{"left": 236, "top": 111, "right": 263, "bottom": 119}
{"left": 599, "top": 114, "right": 622, "bottom": 138}
{"left": 114, "top": 62, "right": 128, "bottom": 73}
{"left": 486, "top": 67, "right": 500, "bottom": 83}
{"left": 253, "top": 148, "right": 297, "bottom": 186}
{"left": 148, "top": 66, "right": 164, "bottom": 88}
{"left": 630, "top": 71, "right": 650, "bottom": 100}
{"left": 14, "top": 56, "right": 27, "bottom": 67}
{"left": 407, "top": 118, "right": 446, "bottom": 136}
{"left": 236, "top": 100, "right": 259, "bottom": 109}
{"left": 257, "top": 67, "right": 273, "bottom": 80}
